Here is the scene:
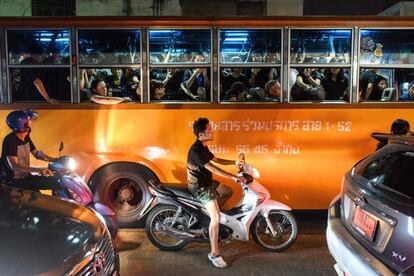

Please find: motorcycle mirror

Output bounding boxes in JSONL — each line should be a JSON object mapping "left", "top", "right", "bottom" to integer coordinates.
{"left": 239, "top": 152, "right": 245, "bottom": 162}
{"left": 58, "top": 142, "right": 64, "bottom": 157}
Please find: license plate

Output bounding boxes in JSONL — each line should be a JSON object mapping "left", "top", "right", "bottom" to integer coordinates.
{"left": 353, "top": 207, "right": 378, "bottom": 241}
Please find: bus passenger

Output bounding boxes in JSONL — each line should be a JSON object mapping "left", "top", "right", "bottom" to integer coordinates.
{"left": 150, "top": 80, "right": 166, "bottom": 101}
{"left": 364, "top": 75, "right": 387, "bottom": 101}
{"left": 245, "top": 49, "right": 274, "bottom": 89}
{"left": 90, "top": 78, "right": 130, "bottom": 105}
{"left": 17, "top": 43, "right": 59, "bottom": 104}
{"left": 105, "top": 68, "right": 126, "bottom": 97}
{"left": 321, "top": 68, "right": 349, "bottom": 100}
{"left": 291, "top": 68, "right": 324, "bottom": 101}
{"left": 264, "top": 79, "right": 281, "bottom": 101}
{"left": 223, "top": 82, "right": 247, "bottom": 102}
{"left": 221, "top": 56, "right": 249, "bottom": 93}
{"left": 181, "top": 52, "right": 209, "bottom": 100}
{"left": 400, "top": 82, "right": 414, "bottom": 101}
{"left": 125, "top": 69, "right": 141, "bottom": 101}
{"left": 359, "top": 68, "right": 377, "bottom": 101}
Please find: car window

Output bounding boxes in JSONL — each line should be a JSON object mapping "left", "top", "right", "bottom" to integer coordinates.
{"left": 356, "top": 150, "right": 414, "bottom": 200}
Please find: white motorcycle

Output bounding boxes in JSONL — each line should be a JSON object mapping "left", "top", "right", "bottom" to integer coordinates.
{"left": 141, "top": 153, "right": 298, "bottom": 252}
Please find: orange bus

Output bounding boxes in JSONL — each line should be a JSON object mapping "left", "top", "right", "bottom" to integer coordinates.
{"left": 1, "top": 17, "right": 414, "bottom": 226}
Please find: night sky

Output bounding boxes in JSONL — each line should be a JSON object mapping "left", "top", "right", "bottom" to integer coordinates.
{"left": 303, "top": 0, "right": 401, "bottom": 15}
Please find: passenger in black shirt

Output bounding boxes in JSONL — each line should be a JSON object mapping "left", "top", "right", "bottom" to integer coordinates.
{"left": 359, "top": 69, "right": 377, "bottom": 101}
{"left": 321, "top": 68, "right": 349, "bottom": 100}
{"left": 17, "top": 43, "right": 59, "bottom": 104}
{"left": 1, "top": 110, "right": 60, "bottom": 191}
{"left": 187, "top": 117, "right": 245, "bottom": 269}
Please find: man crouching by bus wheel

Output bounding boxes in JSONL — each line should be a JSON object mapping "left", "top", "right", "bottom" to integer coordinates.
{"left": 1, "top": 110, "right": 60, "bottom": 191}
{"left": 187, "top": 117, "right": 246, "bottom": 269}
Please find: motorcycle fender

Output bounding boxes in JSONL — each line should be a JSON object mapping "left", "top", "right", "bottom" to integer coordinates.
{"left": 89, "top": 202, "right": 115, "bottom": 216}
{"left": 260, "top": 199, "right": 292, "bottom": 217}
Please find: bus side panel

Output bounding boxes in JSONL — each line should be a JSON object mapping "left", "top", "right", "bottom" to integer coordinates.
{"left": 0, "top": 108, "right": 409, "bottom": 209}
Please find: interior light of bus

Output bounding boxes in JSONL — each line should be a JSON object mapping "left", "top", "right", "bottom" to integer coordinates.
{"left": 40, "top": 38, "right": 52, "bottom": 42}
{"left": 223, "top": 38, "right": 248, "bottom": 43}
{"left": 225, "top": 33, "right": 249, "bottom": 37}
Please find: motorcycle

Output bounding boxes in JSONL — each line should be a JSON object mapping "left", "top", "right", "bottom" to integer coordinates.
{"left": 47, "top": 142, "right": 118, "bottom": 238}
{"left": 141, "top": 153, "right": 298, "bottom": 252}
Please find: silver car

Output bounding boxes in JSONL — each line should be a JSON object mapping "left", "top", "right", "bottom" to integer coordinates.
{"left": 0, "top": 184, "right": 119, "bottom": 275}
{"left": 327, "top": 135, "right": 414, "bottom": 276}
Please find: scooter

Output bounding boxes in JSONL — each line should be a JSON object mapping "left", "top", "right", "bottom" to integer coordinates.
{"left": 47, "top": 142, "right": 118, "bottom": 238}
{"left": 141, "top": 153, "right": 298, "bottom": 252}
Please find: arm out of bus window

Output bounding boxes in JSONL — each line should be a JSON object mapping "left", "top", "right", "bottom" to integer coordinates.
{"left": 34, "top": 78, "right": 59, "bottom": 104}
{"left": 90, "top": 95, "right": 130, "bottom": 105}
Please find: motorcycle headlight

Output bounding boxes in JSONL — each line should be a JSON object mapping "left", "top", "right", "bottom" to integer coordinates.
{"left": 68, "top": 157, "right": 77, "bottom": 171}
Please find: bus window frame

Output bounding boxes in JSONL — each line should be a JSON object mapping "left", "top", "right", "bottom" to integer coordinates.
{"left": 288, "top": 27, "right": 354, "bottom": 103}
{"left": 76, "top": 27, "right": 143, "bottom": 104}
{"left": 0, "top": 28, "right": 5, "bottom": 103}
{"left": 358, "top": 27, "right": 414, "bottom": 103}
{"left": 218, "top": 27, "right": 283, "bottom": 104}
{"left": 5, "top": 27, "right": 73, "bottom": 104}
{"left": 147, "top": 27, "right": 213, "bottom": 103}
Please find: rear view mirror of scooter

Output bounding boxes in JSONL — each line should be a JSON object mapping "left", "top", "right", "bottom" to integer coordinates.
{"left": 58, "top": 141, "right": 64, "bottom": 157}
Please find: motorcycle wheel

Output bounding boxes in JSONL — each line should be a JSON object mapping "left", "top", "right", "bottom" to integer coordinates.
{"left": 145, "top": 205, "right": 189, "bottom": 251}
{"left": 251, "top": 210, "right": 298, "bottom": 252}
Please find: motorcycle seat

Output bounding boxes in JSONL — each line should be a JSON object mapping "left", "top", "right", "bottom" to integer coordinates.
{"left": 160, "top": 184, "right": 196, "bottom": 200}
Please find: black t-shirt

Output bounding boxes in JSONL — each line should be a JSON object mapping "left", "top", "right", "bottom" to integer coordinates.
{"left": 245, "top": 68, "right": 271, "bottom": 89}
{"left": 187, "top": 139, "right": 214, "bottom": 189}
{"left": 221, "top": 74, "right": 248, "bottom": 93}
{"left": 321, "top": 73, "right": 349, "bottom": 100}
{"left": 16, "top": 57, "right": 45, "bottom": 101}
{"left": 359, "top": 70, "right": 376, "bottom": 99}
{"left": 1, "top": 133, "right": 35, "bottom": 179}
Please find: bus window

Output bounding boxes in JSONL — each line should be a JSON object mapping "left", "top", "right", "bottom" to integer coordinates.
{"left": 220, "top": 67, "right": 280, "bottom": 102}
{"left": 7, "top": 29, "right": 71, "bottom": 103}
{"left": 79, "top": 67, "right": 140, "bottom": 102}
{"left": 7, "top": 29, "right": 70, "bottom": 65}
{"left": 290, "top": 29, "right": 352, "bottom": 64}
{"left": 149, "top": 67, "right": 210, "bottom": 102}
{"left": 360, "top": 30, "right": 414, "bottom": 65}
{"left": 219, "top": 29, "right": 282, "bottom": 103}
{"left": 290, "top": 67, "right": 350, "bottom": 102}
{"left": 149, "top": 29, "right": 211, "bottom": 102}
{"left": 148, "top": 29, "right": 211, "bottom": 64}
{"left": 219, "top": 29, "right": 281, "bottom": 64}
{"left": 78, "top": 30, "right": 140, "bottom": 64}
{"left": 359, "top": 68, "right": 414, "bottom": 102}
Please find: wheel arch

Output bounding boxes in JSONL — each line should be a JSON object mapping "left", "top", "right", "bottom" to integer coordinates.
{"left": 87, "top": 161, "right": 160, "bottom": 187}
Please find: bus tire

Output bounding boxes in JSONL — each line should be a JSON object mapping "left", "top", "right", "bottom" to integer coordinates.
{"left": 90, "top": 162, "right": 158, "bottom": 228}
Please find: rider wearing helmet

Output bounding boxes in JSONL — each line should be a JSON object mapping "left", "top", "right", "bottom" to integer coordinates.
{"left": 1, "top": 110, "right": 59, "bottom": 191}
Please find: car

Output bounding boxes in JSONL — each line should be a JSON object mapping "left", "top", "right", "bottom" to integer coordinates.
{"left": 0, "top": 184, "right": 119, "bottom": 276}
{"left": 327, "top": 134, "right": 414, "bottom": 276}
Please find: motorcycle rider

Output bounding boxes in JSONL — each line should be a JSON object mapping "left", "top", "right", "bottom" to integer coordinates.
{"left": 187, "top": 117, "right": 245, "bottom": 269}
{"left": 1, "top": 110, "right": 59, "bottom": 191}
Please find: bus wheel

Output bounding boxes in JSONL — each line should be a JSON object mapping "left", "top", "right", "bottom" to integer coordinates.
{"left": 90, "top": 162, "right": 158, "bottom": 228}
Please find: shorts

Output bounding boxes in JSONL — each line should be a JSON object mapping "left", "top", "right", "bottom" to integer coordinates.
{"left": 192, "top": 181, "right": 219, "bottom": 205}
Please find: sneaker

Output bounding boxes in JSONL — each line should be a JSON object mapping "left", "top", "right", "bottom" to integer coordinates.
{"left": 208, "top": 253, "right": 228, "bottom": 268}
